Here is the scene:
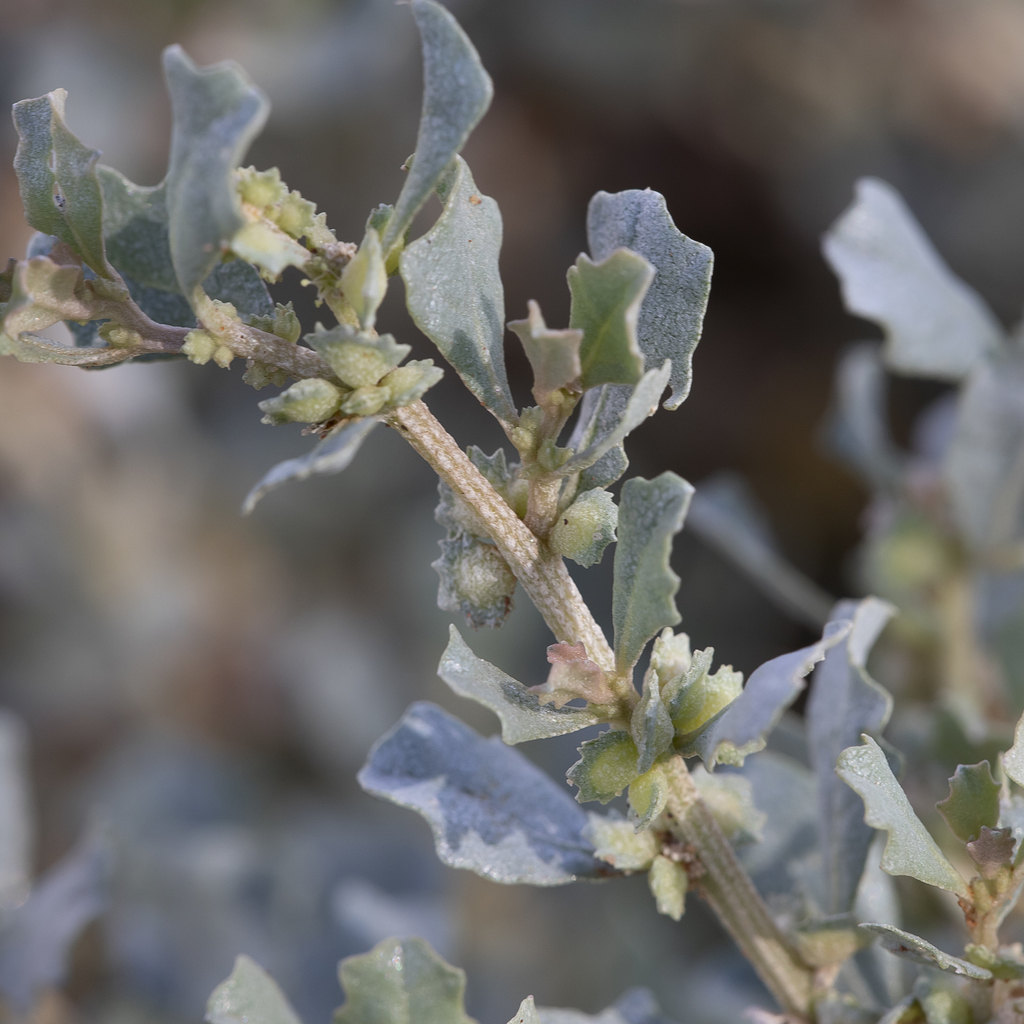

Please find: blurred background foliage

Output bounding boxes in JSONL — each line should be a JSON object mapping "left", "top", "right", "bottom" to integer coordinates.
{"left": 3, "top": 0, "right": 1024, "bottom": 1021}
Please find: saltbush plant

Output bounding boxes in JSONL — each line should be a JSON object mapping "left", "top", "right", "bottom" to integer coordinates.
{"left": 4, "top": 4, "right": 1024, "bottom": 1024}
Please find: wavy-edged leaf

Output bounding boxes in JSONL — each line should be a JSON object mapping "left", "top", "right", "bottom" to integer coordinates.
{"left": 823, "top": 178, "right": 1003, "bottom": 381}
{"left": 937, "top": 762, "right": 1000, "bottom": 843}
{"left": 0, "top": 711, "right": 31, "bottom": 919}
{"left": 627, "top": 763, "right": 669, "bottom": 830}
{"left": 568, "top": 730, "right": 639, "bottom": 804}
{"left": 335, "top": 936, "right": 476, "bottom": 1024}
{"left": 836, "top": 735, "right": 970, "bottom": 897}
{"left": 568, "top": 249, "right": 651, "bottom": 390}
{"left": 631, "top": 671, "right": 673, "bottom": 776}
{"left": 13, "top": 91, "right": 115, "bottom": 279}
{"left": 808, "top": 597, "right": 896, "bottom": 914}
{"left": 612, "top": 471, "right": 693, "bottom": 673}
{"left": 558, "top": 363, "right": 670, "bottom": 480}
{"left": 358, "top": 702, "right": 612, "bottom": 885}
{"left": 967, "top": 826, "right": 1015, "bottom": 878}
{"left": 433, "top": 534, "right": 516, "bottom": 629}
{"left": 690, "top": 620, "right": 851, "bottom": 770}
{"left": 163, "top": 45, "right": 269, "bottom": 298}
{"left": 508, "top": 300, "right": 582, "bottom": 399}
{"left": 528, "top": 642, "right": 616, "bottom": 710}
{"left": 564, "top": 385, "right": 632, "bottom": 492}
{"left": 3, "top": 256, "right": 94, "bottom": 338}
{"left": 242, "top": 417, "right": 380, "bottom": 515}
{"left": 0, "top": 837, "right": 110, "bottom": 1013}
{"left": 401, "top": 157, "right": 516, "bottom": 428}
{"left": 945, "top": 349, "right": 1024, "bottom": 549}
{"left": 206, "top": 955, "right": 302, "bottom": 1024}
{"left": 438, "top": 626, "right": 601, "bottom": 744}
{"left": 382, "top": 0, "right": 492, "bottom": 255}
{"left": 587, "top": 189, "right": 712, "bottom": 409}
{"left": 859, "top": 924, "right": 992, "bottom": 981}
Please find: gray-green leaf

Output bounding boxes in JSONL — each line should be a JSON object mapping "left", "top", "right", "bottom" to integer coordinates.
{"left": 433, "top": 534, "right": 516, "bottom": 629}
{"left": 858, "top": 924, "right": 992, "bottom": 981}
{"left": 808, "top": 597, "right": 896, "bottom": 914}
{"left": 587, "top": 189, "right": 713, "bottom": 409}
{"left": 438, "top": 626, "right": 601, "bottom": 744}
{"left": 937, "top": 762, "right": 1000, "bottom": 843}
{"left": 1002, "top": 708, "right": 1024, "bottom": 789}
{"left": 242, "top": 417, "right": 380, "bottom": 515}
{"left": 690, "top": 619, "right": 851, "bottom": 770}
{"left": 163, "top": 45, "right": 269, "bottom": 298}
{"left": 823, "top": 178, "right": 1003, "bottom": 381}
{"left": 563, "top": 386, "right": 631, "bottom": 492}
{"left": 335, "top": 936, "right": 476, "bottom": 1024}
{"left": 400, "top": 157, "right": 517, "bottom": 429}
{"left": 206, "top": 955, "right": 302, "bottom": 1024}
{"left": 557, "top": 363, "right": 671, "bottom": 480}
{"left": 612, "top": 472, "right": 694, "bottom": 673}
{"left": 568, "top": 249, "right": 652, "bottom": 390}
{"left": 13, "top": 91, "right": 115, "bottom": 280}
{"left": 381, "top": 0, "right": 492, "bottom": 255}
{"left": 836, "top": 735, "right": 970, "bottom": 897}
{"left": 358, "top": 702, "right": 612, "bottom": 885}
{"left": 0, "top": 711, "right": 31, "bottom": 921}
{"left": 631, "top": 670, "right": 674, "bottom": 776}
{"left": 508, "top": 300, "right": 582, "bottom": 399}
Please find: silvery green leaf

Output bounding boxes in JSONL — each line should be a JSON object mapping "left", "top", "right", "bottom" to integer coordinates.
{"left": 567, "top": 730, "right": 640, "bottom": 804}
{"left": 206, "top": 955, "right": 302, "bottom": 1024}
{"left": 686, "top": 474, "right": 835, "bottom": 630}
{"left": 358, "top": 702, "right": 612, "bottom": 884}
{"left": 691, "top": 620, "right": 851, "bottom": 770}
{"left": 509, "top": 997, "right": 541, "bottom": 1024}
{"left": 13, "top": 91, "right": 115, "bottom": 279}
{"left": 565, "top": 385, "right": 632, "bottom": 492}
{"left": 382, "top": 0, "right": 492, "bottom": 255}
{"left": 539, "top": 988, "right": 677, "bottom": 1024}
{"left": 1002, "top": 709, "right": 1024, "bottom": 789}
{"left": 401, "top": 157, "right": 516, "bottom": 428}
{"left": 242, "top": 417, "right": 380, "bottom": 515}
{"left": 836, "top": 735, "right": 970, "bottom": 897}
{"left": 612, "top": 471, "right": 693, "bottom": 673}
{"left": 825, "top": 344, "right": 904, "bottom": 493}
{"left": 508, "top": 300, "right": 582, "bottom": 398}
{"left": 587, "top": 189, "right": 713, "bottom": 409}
{"left": 808, "top": 597, "right": 896, "bottom": 914}
{"left": 945, "top": 349, "right": 1024, "bottom": 549}
{"left": 558, "top": 363, "right": 670, "bottom": 480}
{"left": 438, "top": 626, "right": 602, "bottom": 744}
{"left": 859, "top": 924, "right": 992, "bottom": 981}
{"left": 163, "top": 45, "right": 269, "bottom": 298}
{"left": 335, "top": 936, "right": 476, "bottom": 1024}
{"left": 0, "top": 711, "right": 31, "bottom": 919}
{"left": 937, "top": 762, "right": 1000, "bottom": 843}
{"left": 631, "top": 670, "right": 673, "bottom": 775}
{"left": 822, "top": 178, "right": 1003, "bottom": 381}
{"left": 0, "top": 836, "right": 110, "bottom": 1013}
{"left": 567, "top": 249, "right": 651, "bottom": 390}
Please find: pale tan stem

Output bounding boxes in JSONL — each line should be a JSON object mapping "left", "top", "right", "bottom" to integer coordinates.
{"left": 389, "top": 400, "right": 615, "bottom": 673}
{"left": 663, "top": 756, "right": 814, "bottom": 1020}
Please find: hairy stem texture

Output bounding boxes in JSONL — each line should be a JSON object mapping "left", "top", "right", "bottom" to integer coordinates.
{"left": 663, "top": 755, "right": 814, "bottom": 1020}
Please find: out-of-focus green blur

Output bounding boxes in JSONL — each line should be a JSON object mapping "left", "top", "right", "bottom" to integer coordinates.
{"left": 2, "top": 0, "right": 1024, "bottom": 1021}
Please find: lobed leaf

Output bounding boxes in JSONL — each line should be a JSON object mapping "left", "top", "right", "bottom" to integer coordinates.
{"left": 808, "top": 597, "right": 896, "bottom": 914}
{"left": 858, "top": 923, "right": 992, "bottom": 981}
{"left": 567, "top": 249, "right": 651, "bottom": 391}
{"left": 242, "top": 417, "right": 380, "bottom": 515}
{"left": 836, "top": 735, "right": 970, "bottom": 897}
{"left": 557, "top": 363, "right": 671, "bottom": 481}
{"left": 945, "top": 349, "right": 1024, "bottom": 549}
{"left": 937, "top": 762, "right": 1000, "bottom": 843}
{"left": 335, "top": 936, "right": 476, "bottom": 1024}
{"left": 12, "top": 91, "right": 115, "bottom": 279}
{"left": 823, "top": 177, "right": 1003, "bottom": 381}
{"left": 381, "top": 0, "right": 492, "bottom": 255}
{"left": 0, "top": 837, "right": 110, "bottom": 1013}
{"left": 401, "top": 157, "right": 517, "bottom": 428}
{"left": 206, "top": 955, "right": 303, "bottom": 1024}
{"left": 358, "top": 702, "right": 612, "bottom": 885}
{"left": 437, "top": 626, "right": 602, "bottom": 744}
{"left": 690, "top": 619, "right": 851, "bottom": 770}
{"left": 587, "top": 188, "right": 712, "bottom": 409}
{"left": 163, "top": 45, "right": 269, "bottom": 298}
{"left": 612, "top": 471, "right": 694, "bottom": 673}
{"left": 508, "top": 300, "right": 582, "bottom": 399}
